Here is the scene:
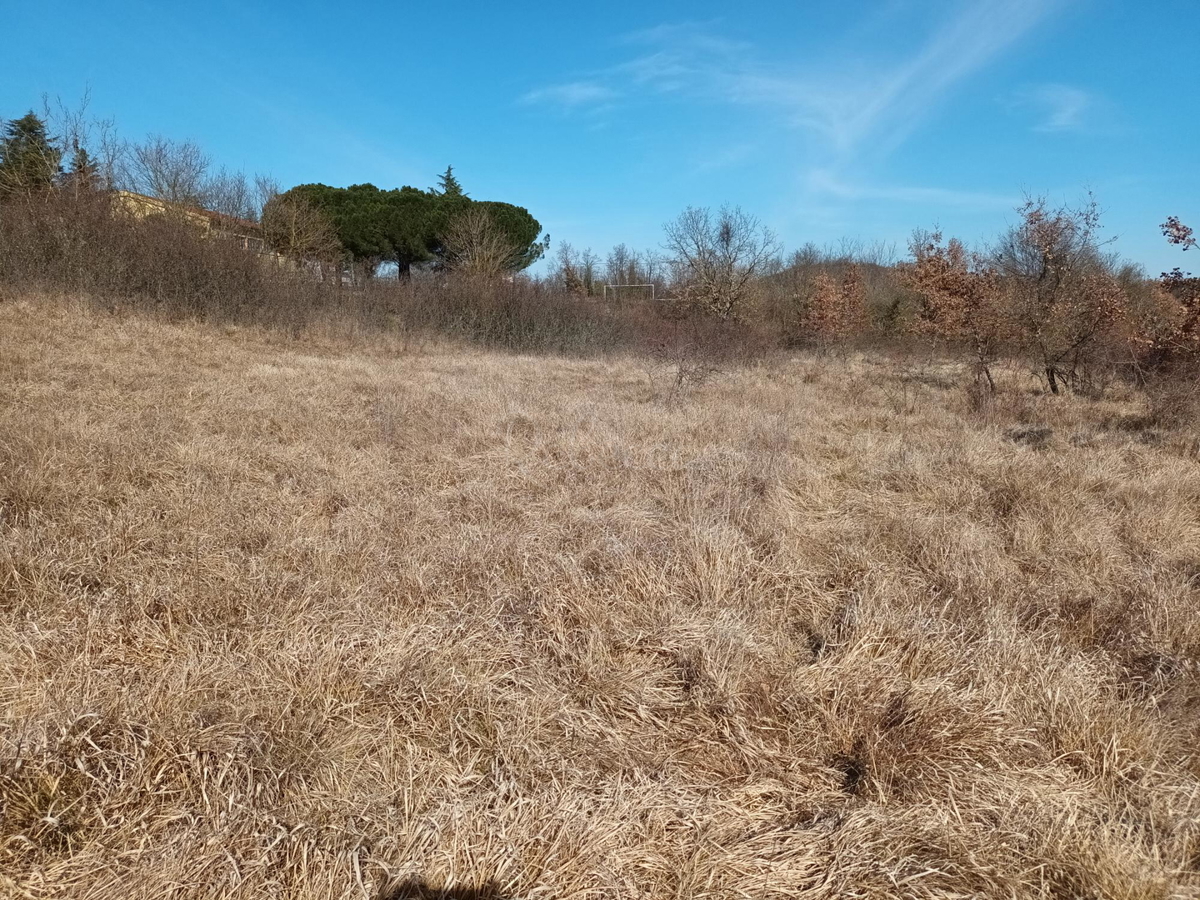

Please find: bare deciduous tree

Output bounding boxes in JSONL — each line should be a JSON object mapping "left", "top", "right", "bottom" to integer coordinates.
{"left": 439, "top": 207, "right": 523, "bottom": 277}
{"left": 204, "top": 167, "right": 255, "bottom": 221}
{"left": 579, "top": 247, "right": 599, "bottom": 296}
{"left": 555, "top": 242, "right": 585, "bottom": 295}
{"left": 254, "top": 174, "right": 282, "bottom": 221}
{"left": 602, "top": 244, "right": 668, "bottom": 294}
{"left": 663, "top": 205, "right": 779, "bottom": 320}
{"left": 605, "top": 243, "right": 635, "bottom": 286}
{"left": 260, "top": 192, "right": 342, "bottom": 267}
{"left": 127, "top": 135, "right": 210, "bottom": 206}
{"left": 39, "top": 92, "right": 112, "bottom": 195}
{"left": 640, "top": 249, "right": 667, "bottom": 286}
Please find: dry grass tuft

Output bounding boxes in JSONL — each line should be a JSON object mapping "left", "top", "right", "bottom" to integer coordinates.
{"left": 2, "top": 295, "right": 1199, "bottom": 898}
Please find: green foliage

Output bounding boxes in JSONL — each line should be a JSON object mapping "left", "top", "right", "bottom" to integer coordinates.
{"left": 474, "top": 200, "right": 550, "bottom": 270}
{"left": 0, "top": 112, "right": 62, "bottom": 196}
{"left": 283, "top": 169, "right": 546, "bottom": 275}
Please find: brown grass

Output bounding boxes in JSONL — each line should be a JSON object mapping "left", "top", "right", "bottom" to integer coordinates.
{"left": 2, "top": 295, "right": 1199, "bottom": 899}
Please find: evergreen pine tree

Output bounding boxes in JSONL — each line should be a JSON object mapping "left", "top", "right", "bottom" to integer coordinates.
{"left": 0, "top": 111, "right": 62, "bottom": 196}
{"left": 435, "top": 165, "right": 466, "bottom": 198}
{"left": 67, "top": 141, "right": 100, "bottom": 193}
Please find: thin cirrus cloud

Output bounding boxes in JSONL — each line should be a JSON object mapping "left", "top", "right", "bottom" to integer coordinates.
{"left": 806, "top": 169, "right": 1019, "bottom": 210}
{"left": 1015, "top": 83, "right": 1094, "bottom": 132}
{"left": 523, "top": 0, "right": 1067, "bottom": 160}
{"left": 520, "top": 81, "right": 618, "bottom": 109}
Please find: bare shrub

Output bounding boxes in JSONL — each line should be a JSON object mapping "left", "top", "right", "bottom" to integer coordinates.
{"left": 649, "top": 332, "right": 723, "bottom": 399}
{"left": 0, "top": 189, "right": 326, "bottom": 328}
{"left": 388, "top": 274, "right": 641, "bottom": 355}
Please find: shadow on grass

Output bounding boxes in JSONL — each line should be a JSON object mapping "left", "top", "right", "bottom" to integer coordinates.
{"left": 374, "top": 876, "right": 510, "bottom": 900}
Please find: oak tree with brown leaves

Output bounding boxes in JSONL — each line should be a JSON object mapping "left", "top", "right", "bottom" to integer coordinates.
{"left": 1162, "top": 216, "right": 1196, "bottom": 251}
{"left": 995, "top": 196, "right": 1124, "bottom": 394}
{"left": 904, "top": 231, "right": 1006, "bottom": 391}
{"left": 1142, "top": 217, "right": 1200, "bottom": 372}
{"left": 805, "top": 264, "right": 868, "bottom": 352}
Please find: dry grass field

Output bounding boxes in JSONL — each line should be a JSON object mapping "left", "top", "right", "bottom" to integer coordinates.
{"left": 2, "top": 295, "right": 1200, "bottom": 899}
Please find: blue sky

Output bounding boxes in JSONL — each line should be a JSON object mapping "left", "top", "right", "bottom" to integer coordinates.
{"left": 3, "top": 0, "right": 1197, "bottom": 274}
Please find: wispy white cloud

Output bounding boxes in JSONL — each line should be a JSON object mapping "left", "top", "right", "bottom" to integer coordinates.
{"left": 824, "top": 0, "right": 1064, "bottom": 155}
{"left": 806, "top": 169, "right": 1019, "bottom": 211}
{"left": 690, "top": 141, "right": 761, "bottom": 174}
{"left": 521, "top": 81, "right": 618, "bottom": 109}
{"left": 521, "top": 0, "right": 1066, "bottom": 158}
{"left": 521, "top": 2, "right": 1071, "bottom": 220}
{"left": 1014, "top": 83, "right": 1094, "bottom": 132}
{"left": 620, "top": 20, "right": 751, "bottom": 57}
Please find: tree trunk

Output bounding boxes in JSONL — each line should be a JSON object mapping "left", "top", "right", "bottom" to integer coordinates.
{"left": 1046, "top": 366, "right": 1060, "bottom": 395}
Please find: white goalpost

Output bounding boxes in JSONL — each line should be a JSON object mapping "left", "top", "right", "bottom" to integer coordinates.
{"left": 602, "top": 283, "right": 657, "bottom": 302}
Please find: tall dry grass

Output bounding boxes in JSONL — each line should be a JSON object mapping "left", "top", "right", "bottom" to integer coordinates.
{"left": 2, "top": 294, "right": 1199, "bottom": 899}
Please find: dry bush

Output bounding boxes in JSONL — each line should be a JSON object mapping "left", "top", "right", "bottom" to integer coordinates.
{"left": 2, "top": 295, "right": 1199, "bottom": 898}
{"left": 996, "top": 196, "right": 1127, "bottom": 395}
{"left": 903, "top": 230, "right": 1008, "bottom": 391}
{"left": 1142, "top": 379, "right": 1200, "bottom": 431}
{"left": 641, "top": 317, "right": 775, "bottom": 401}
{"left": 758, "top": 244, "right": 911, "bottom": 350}
{"left": 0, "top": 190, "right": 664, "bottom": 357}
{"left": 389, "top": 274, "right": 640, "bottom": 354}
{"left": 1132, "top": 263, "right": 1200, "bottom": 381}
{"left": 0, "top": 190, "right": 332, "bottom": 328}
{"left": 803, "top": 264, "right": 869, "bottom": 353}
{"left": 648, "top": 333, "right": 724, "bottom": 399}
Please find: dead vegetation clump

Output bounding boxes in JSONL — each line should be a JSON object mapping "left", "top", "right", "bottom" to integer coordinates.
{"left": 2, "top": 296, "right": 1199, "bottom": 898}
